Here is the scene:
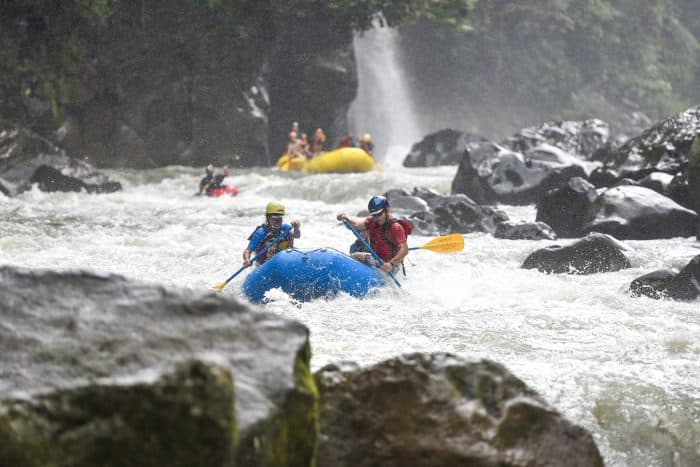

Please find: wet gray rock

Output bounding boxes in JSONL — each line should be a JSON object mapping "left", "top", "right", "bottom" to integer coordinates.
{"left": 630, "top": 269, "right": 677, "bottom": 299}
{"left": 502, "top": 119, "right": 610, "bottom": 159}
{"left": 429, "top": 194, "right": 508, "bottom": 235}
{"left": 0, "top": 266, "right": 317, "bottom": 466}
{"left": 495, "top": 221, "right": 557, "bottom": 240}
{"left": 665, "top": 255, "right": 700, "bottom": 300}
{"left": 536, "top": 177, "right": 598, "bottom": 238}
{"left": 522, "top": 233, "right": 631, "bottom": 274}
{"left": 403, "top": 129, "right": 487, "bottom": 167}
{"left": 452, "top": 142, "right": 586, "bottom": 205}
{"left": 630, "top": 256, "right": 700, "bottom": 301}
{"left": 582, "top": 186, "right": 697, "bottom": 239}
{"left": 610, "top": 105, "right": 700, "bottom": 170}
{"left": 637, "top": 171, "right": 675, "bottom": 195}
{"left": 315, "top": 352, "right": 603, "bottom": 467}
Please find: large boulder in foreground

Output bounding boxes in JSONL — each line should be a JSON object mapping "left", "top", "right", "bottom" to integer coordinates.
{"left": 315, "top": 353, "right": 603, "bottom": 467}
{"left": 0, "top": 266, "right": 317, "bottom": 466}
{"left": 522, "top": 233, "right": 631, "bottom": 274}
{"left": 582, "top": 186, "right": 697, "bottom": 240}
{"left": 1, "top": 359, "right": 235, "bottom": 467}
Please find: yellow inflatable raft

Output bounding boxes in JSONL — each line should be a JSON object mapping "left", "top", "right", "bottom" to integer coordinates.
{"left": 275, "top": 147, "right": 375, "bottom": 173}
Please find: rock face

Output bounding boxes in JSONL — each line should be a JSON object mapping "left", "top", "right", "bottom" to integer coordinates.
{"left": 315, "top": 353, "right": 603, "bottom": 467}
{"left": 402, "top": 129, "right": 487, "bottom": 167}
{"left": 582, "top": 185, "right": 697, "bottom": 239}
{"left": 0, "top": 126, "right": 121, "bottom": 196}
{"left": 522, "top": 233, "right": 631, "bottom": 274}
{"left": 1, "top": 3, "right": 357, "bottom": 168}
{"left": 0, "top": 266, "right": 318, "bottom": 466}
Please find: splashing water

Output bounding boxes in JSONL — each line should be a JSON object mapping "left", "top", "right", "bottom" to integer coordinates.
{"left": 1, "top": 166, "right": 699, "bottom": 467}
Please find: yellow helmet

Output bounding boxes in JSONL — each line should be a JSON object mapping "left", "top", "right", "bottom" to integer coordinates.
{"left": 362, "top": 133, "right": 372, "bottom": 142}
{"left": 265, "top": 201, "right": 285, "bottom": 215}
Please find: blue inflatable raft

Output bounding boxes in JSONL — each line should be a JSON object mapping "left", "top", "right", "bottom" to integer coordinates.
{"left": 242, "top": 248, "right": 386, "bottom": 303}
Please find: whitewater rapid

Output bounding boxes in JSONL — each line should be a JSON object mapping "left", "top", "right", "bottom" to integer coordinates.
{"left": 0, "top": 165, "right": 698, "bottom": 467}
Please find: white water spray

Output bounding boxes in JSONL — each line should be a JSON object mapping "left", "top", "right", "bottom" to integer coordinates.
{"left": 349, "top": 26, "right": 423, "bottom": 168}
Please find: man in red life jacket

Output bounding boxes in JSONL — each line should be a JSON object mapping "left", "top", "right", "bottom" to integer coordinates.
{"left": 336, "top": 195, "right": 409, "bottom": 273}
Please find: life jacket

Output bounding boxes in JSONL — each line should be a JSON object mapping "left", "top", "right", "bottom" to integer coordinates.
{"left": 361, "top": 217, "right": 412, "bottom": 275}
{"left": 248, "top": 224, "right": 291, "bottom": 265}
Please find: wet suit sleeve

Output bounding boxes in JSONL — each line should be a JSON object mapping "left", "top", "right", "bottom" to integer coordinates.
{"left": 246, "top": 227, "right": 266, "bottom": 251}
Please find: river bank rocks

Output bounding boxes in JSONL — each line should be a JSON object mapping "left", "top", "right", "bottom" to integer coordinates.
{"left": 315, "top": 353, "right": 603, "bottom": 467}
{"left": 522, "top": 233, "right": 631, "bottom": 274}
{"left": 0, "top": 125, "right": 121, "bottom": 196}
{"left": 630, "top": 255, "right": 700, "bottom": 300}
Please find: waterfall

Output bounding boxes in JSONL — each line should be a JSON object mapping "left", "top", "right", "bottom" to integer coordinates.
{"left": 349, "top": 26, "right": 422, "bottom": 168}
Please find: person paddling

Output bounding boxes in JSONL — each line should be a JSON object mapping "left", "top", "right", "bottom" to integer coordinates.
{"left": 243, "top": 202, "right": 301, "bottom": 266}
{"left": 336, "top": 195, "right": 408, "bottom": 273}
{"left": 197, "top": 164, "right": 215, "bottom": 195}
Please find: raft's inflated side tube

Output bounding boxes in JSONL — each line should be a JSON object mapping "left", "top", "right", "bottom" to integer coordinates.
{"left": 242, "top": 248, "right": 385, "bottom": 302}
{"left": 304, "top": 147, "right": 375, "bottom": 173}
{"left": 275, "top": 154, "right": 307, "bottom": 171}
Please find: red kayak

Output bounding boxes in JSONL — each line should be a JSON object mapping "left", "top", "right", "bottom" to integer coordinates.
{"left": 207, "top": 185, "right": 239, "bottom": 197}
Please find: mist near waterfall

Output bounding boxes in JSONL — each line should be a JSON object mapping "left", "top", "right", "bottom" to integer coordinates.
{"left": 349, "top": 26, "right": 423, "bottom": 168}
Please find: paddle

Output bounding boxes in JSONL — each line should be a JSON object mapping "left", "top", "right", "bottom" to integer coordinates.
{"left": 342, "top": 219, "right": 402, "bottom": 288}
{"left": 408, "top": 234, "right": 464, "bottom": 253}
{"left": 211, "top": 232, "right": 286, "bottom": 291}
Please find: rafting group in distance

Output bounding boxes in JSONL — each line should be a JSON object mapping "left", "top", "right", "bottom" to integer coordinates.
{"left": 275, "top": 121, "right": 378, "bottom": 173}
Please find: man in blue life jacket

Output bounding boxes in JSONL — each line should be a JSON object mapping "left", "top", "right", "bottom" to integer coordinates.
{"left": 243, "top": 202, "right": 301, "bottom": 266}
{"left": 689, "top": 133, "right": 700, "bottom": 240}
{"left": 336, "top": 195, "right": 409, "bottom": 273}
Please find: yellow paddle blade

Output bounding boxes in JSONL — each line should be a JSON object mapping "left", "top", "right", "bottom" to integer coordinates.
{"left": 416, "top": 234, "right": 464, "bottom": 253}
{"left": 210, "top": 282, "right": 227, "bottom": 292}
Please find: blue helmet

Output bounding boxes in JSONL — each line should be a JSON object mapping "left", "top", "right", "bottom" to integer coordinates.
{"left": 368, "top": 195, "right": 388, "bottom": 215}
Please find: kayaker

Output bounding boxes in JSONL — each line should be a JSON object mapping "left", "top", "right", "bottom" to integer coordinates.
{"left": 212, "top": 164, "right": 229, "bottom": 188}
{"left": 197, "top": 164, "right": 215, "bottom": 195}
{"left": 359, "top": 133, "right": 375, "bottom": 158}
{"left": 689, "top": 133, "right": 700, "bottom": 240}
{"left": 243, "top": 202, "right": 301, "bottom": 266}
{"left": 336, "top": 195, "right": 409, "bottom": 273}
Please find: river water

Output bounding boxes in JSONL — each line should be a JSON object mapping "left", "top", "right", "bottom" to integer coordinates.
{"left": 0, "top": 164, "right": 698, "bottom": 467}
